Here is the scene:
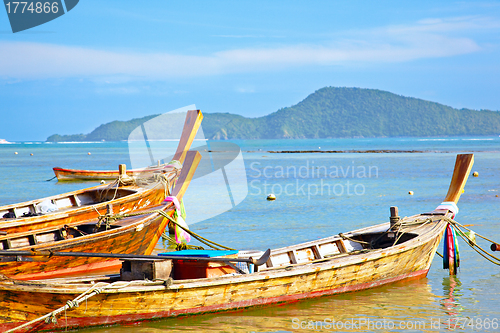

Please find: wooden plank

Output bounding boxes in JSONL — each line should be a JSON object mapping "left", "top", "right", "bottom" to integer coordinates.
{"left": 269, "top": 253, "right": 291, "bottom": 267}
{"left": 265, "top": 257, "right": 273, "bottom": 268}
{"left": 336, "top": 240, "right": 348, "bottom": 253}
{"left": 172, "top": 110, "right": 203, "bottom": 164}
{"left": 72, "top": 195, "right": 81, "bottom": 207}
{"left": 311, "top": 245, "right": 323, "bottom": 259}
{"left": 288, "top": 250, "right": 298, "bottom": 264}
{"left": 318, "top": 242, "right": 340, "bottom": 257}
{"left": 443, "top": 154, "right": 474, "bottom": 204}
{"left": 29, "top": 234, "right": 37, "bottom": 246}
{"left": 171, "top": 151, "right": 201, "bottom": 200}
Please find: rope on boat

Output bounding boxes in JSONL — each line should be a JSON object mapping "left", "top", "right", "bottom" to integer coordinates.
{"left": 392, "top": 217, "right": 434, "bottom": 247}
{"left": 340, "top": 215, "right": 437, "bottom": 250}
{"left": 157, "top": 209, "right": 235, "bottom": 251}
{"left": 93, "top": 170, "right": 178, "bottom": 231}
{"left": 93, "top": 207, "right": 234, "bottom": 251}
{"left": 95, "top": 166, "right": 179, "bottom": 204}
{"left": 338, "top": 233, "right": 370, "bottom": 245}
{"left": 364, "top": 216, "right": 435, "bottom": 249}
{"left": 4, "top": 280, "right": 142, "bottom": 333}
{"left": 445, "top": 217, "right": 500, "bottom": 267}
{"left": 160, "top": 233, "right": 204, "bottom": 250}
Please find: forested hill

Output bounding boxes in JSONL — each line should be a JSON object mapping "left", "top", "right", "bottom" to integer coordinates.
{"left": 46, "top": 87, "right": 500, "bottom": 141}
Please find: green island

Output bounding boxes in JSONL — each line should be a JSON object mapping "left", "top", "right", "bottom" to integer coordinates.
{"left": 46, "top": 87, "right": 500, "bottom": 142}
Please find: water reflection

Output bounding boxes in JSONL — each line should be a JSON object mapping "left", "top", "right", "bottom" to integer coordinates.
{"left": 439, "top": 275, "right": 469, "bottom": 330}
{"left": 84, "top": 278, "right": 446, "bottom": 333}
{"left": 441, "top": 275, "right": 463, "bottom": 317}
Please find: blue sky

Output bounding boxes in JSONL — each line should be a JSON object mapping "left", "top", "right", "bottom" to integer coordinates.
{"left": 1, "top": 1, "right": 500, "bottom": 141}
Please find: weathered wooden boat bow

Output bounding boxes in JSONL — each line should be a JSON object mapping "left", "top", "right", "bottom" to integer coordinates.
{"left": 0, "top": 154, "right": 480, "bottom": 332}
{"left": 382, "top": 153, "right": 474, "bottom": 275}
{"left": 433, "top": 153, "right": 474, "bottom": 275}
{"left": 0, "top": 111, "right": 204, "bottom": 280}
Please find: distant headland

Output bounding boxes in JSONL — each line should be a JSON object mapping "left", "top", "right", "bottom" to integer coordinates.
{"left": 46, "top": 87, "right": 500, "bottom": 142}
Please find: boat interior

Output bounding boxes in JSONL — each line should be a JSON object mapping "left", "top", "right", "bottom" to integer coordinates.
{"left": 0, "top": 220, "right": 125, "bottom": 251}
{"left": 0, "top": 202, "right": 154, "bottom": 251}
{"left": 263, "top": 230, "right": 419, "bottom": 269}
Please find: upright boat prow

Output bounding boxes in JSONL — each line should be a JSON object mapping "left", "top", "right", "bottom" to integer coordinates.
{"left": 442, "top": 153, "right": 474, "bottom": 204}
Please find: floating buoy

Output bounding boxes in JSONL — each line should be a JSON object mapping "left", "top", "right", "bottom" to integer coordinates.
{"left": 496, "top": 194, "right": 499, "bottom": 198}
{"left": 472, "top": 171, "right": 479, "bottom": 177}
{"left": 30, "top": 153, "right": 33, "bottom": 156}
{"left": 88, "top": 152, "right": 91, "bottom": 155}
{"left": 100, "top": 180, "right": 106, "bottom": 184}
{"left": 14, "top": 152, "right": 18, "bottom": 155}
{"left": 408, "top": 191, "right": 414, "bottom": 195}
{"left": 267, "top": 194, "right": 276, "bottom": 201}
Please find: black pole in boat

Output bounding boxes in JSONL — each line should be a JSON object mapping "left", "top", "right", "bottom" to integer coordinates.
{"left": 0, "top": 249, "right": 271, "bottom": 266}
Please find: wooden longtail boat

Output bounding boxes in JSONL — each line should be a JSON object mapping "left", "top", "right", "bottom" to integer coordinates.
{"left": 0, "top": 154, "right": 474, "bottom": 332}
{"left": 0, "top": 150, "right": 201, "bottom": 281}
{"left": 53, "top": 163, "right": 173, "bottom": 181}
{"left": 53, "top": 109, "right": 204, "bottom": 182}
{"left": 0, "top": 110, "right": 203, "bottom": 236}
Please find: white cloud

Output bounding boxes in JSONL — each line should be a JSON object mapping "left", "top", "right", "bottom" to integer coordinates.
{"left": 0, "top": 16, "right": 492, "bottom": 81}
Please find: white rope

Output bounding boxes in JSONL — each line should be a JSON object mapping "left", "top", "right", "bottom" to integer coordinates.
{"left": 5, "top": 281, "right": 137, "bottom": 333}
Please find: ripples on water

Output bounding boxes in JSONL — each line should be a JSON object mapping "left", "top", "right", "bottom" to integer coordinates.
{"left": 0, "top": 137, "right": 499, "bottom": 332}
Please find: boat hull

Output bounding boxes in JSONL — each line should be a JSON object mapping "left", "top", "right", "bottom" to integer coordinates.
{"left": 0, "top": 219, "right": 446, "bottom": 332}
{"left": 53, "top": 165, "right": 173, "bottom": 181}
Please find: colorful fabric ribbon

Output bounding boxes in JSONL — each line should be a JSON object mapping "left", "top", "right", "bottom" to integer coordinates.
{"left": 443, "top": 224, "right": 460, "bottom": 274}
{"left": 163, "top": 196, "right": 191, "bottom": 244}
{"left": 167, "top": 160, "right": 182, "bottom": 170}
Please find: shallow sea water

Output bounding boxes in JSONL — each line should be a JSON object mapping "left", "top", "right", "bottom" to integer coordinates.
{"left": 0, "top": 137, "right": 499, "bottom": 332}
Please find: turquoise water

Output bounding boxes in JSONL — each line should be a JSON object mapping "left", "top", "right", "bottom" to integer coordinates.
{"left": 0, "top": 137, "right": 499, "bottom": 332}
